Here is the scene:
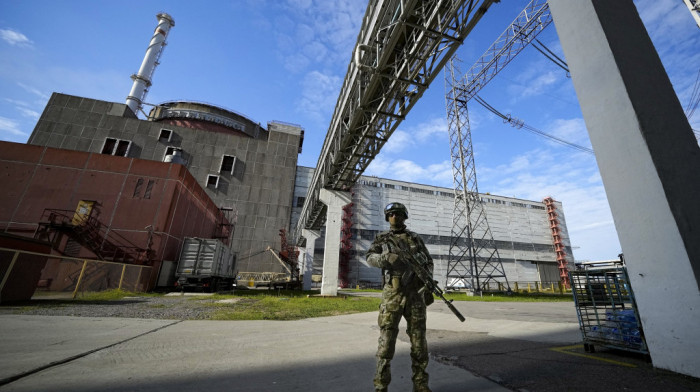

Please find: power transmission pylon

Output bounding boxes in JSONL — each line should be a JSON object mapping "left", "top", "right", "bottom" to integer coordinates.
{"left": 683, "top": 0, "right": 700, "bottom": 28}
{"left": 444, "top": 56, "right": 509, "bottom": 294}
{"left": 442, "top": 0, "right": 554, "bottom": 293}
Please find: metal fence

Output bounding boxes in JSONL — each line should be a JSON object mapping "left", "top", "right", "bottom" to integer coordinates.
{"left": 0, "top": 247, "right": 152, "bottom": 300}
{"left": 510, "top": 281, "right": 571, "bottom": 294}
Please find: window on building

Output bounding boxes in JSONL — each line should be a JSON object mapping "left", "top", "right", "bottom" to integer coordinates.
{"left": 207, "top": 175, "right": 220, "bottom": 189}
{"left": 296, "top": 196, "right": 306, "bottom": 207}
{"left": 133, "top": 179, "right": 144, "bottom": 198}
{"left": 101, "top": 138, "right": 117, "bottom": 154}
{"left": 159, "top": 129, "right": 173, "bottom": 142}
{"left": 220, "top": 155, "right": 236, "bottom": 175}
{"left": 101, "top": 138, "right": 131, "bottom": 157}
{"left": 164, "top": 146, "right": 182, "bottom": 161}
{"left": 144, "top": 180, "right": 155, "bottom": 199}
{"left": 133, "top": 178, "right": 155, "bottom": 199}
{"left": 115, "top": 140, "right": 131, "bottom": 156}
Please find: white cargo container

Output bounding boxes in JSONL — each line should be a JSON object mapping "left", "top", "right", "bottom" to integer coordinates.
{"left": 175, "top": 238, "right": 237, "bottom": 291}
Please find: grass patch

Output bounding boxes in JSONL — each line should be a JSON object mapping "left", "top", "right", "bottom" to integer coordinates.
{"left": 207, "top": 291, "right": 381, "bottom": 321}
{"left": 339, "top": 289, "right": 573, "bottom": 302}
{"left": 442, "top": 291, "right": 573, "bottom": 302}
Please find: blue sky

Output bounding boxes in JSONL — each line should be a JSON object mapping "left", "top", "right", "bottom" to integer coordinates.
{"left": 0, "top": 0, "right": 698, "bottom": 262}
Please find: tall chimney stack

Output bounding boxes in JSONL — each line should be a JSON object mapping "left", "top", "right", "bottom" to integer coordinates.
{"left": 125, "top": 12, "right": 175, "bottom": 116}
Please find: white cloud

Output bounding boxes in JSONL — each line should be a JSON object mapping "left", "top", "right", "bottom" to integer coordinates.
{"left": 275, "top": 0, "right": 364, "bottom": 73}
{"left": 17, "top": 82, "right": 50, "bottom": 100}
{"left": 519, "top": 70, "right": 558, "bottom": 98}
{"left": 383, "top": 130, "right": 412, "bottom": 154}
{"left": 415, "top": 117, "right": 448, "bottom": 142}
{"left": 4, "top": 98, "right": 41, "bottom": 120}
{"left": 382, "top": 117, "right": 448, "bottom": 154}
{"left": 0, "top": 29, "right": 33, "bottom": 47}
{"left": 365, "top": 156, "right": 452, "bottom": 186}
{"left": 0, "top": 116, "right": 29, "bottom": 136}
{"left": 547, "top": 117, "right": 592, "bottom": 148}
{"left": 364, "top": 154, "right": 391, "bottom": 177}
{"left": 18, "top": 107, "right": 40, "bottom": 120}
{"left": 297, "top": 70, "right": 341, "bottom": 122}
{"left": 478, "top": 143, "right": 619, "bottom": 261}
{"left": 368, "top": 139, "right": 620, "bottom": 261}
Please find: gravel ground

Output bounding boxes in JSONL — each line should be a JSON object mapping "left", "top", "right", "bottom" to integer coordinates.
{"left": 0, "top": 294, "right": 234, "bottom": 320}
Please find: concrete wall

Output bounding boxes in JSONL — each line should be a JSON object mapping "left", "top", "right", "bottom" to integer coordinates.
{"left": 27, "top": 93, "right": 303, "bottom": 274}
{"left": 549, "top": 0, "right": 700, "bottom": 377}
{"left": 292, "top": 167, "right": 573, "bottom": 288}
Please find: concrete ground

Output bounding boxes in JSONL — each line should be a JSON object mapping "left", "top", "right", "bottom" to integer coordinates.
{"left": 1, "top": 298, "right": 699, "bottom": 391}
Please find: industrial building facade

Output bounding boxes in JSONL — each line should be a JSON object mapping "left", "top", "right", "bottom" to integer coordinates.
{"left": 22, "top": 92, "right": 304, "bottom": 277}
{"left": 292, "top": 166, "right": 574, "bottom": 288}
{"left": 0, "top": 143, "right": 226, "bottom": 289}
{"left": 0, "top": 91, "right": 574, "bottom": 290}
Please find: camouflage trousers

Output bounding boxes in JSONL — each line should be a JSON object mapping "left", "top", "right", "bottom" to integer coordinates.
{"left": 374, "top": 282, "right": 429, "bottom": 392}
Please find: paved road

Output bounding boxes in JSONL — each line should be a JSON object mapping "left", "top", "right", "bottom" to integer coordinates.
{"left": 1, "top": 299, "right": 698, "bottom": 391}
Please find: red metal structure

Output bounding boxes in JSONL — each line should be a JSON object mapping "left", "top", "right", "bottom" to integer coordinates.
{"left": 339, "top": 197, "right": 354, "bottom": 288}
{"left": 543, "top": 197, "right": 570, "bottom": 288}
{"left": 278, "top": 228, "right": 300, "bottom": 283}
{"left": 35, "top": 208, "right": 152, "bottom": 265}
{"left": 0, "top": 142, "right": 229, "bottom": 290}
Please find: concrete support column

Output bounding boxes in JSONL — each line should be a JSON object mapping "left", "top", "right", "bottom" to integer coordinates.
{"left": 549, "top": 0, "right": 700, "bottom": 377}
{"left": 319, "top": 188, "right": 352, "bottom": 296}
{"left": 301, "top": 229, "right": 321, "bottom": 291}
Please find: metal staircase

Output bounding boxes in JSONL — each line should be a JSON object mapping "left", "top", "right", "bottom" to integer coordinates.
{"left": 34, "top": 209, "right": 152, "bottom": 265}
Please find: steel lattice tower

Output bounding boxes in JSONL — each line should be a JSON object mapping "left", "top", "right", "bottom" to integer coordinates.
{"left": 442, "top": 0, "right": 553, "bottom": 293}
{"left": 444, "top": 57, "right": 509, "bottom": 293}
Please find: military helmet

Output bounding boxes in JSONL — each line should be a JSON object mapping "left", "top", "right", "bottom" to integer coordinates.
{"left": 384, "top": 202, "right": 408, "bottom": 221}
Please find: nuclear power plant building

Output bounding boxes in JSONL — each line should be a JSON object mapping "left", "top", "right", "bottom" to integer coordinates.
{"left": 0, "top": 88, "right": 576, "bottom": 290}
{"left": 18, "top": 93, "right": 304, "bottom": 278}
{"left": 292, "top": 166, "right": 574, "bottom": 289}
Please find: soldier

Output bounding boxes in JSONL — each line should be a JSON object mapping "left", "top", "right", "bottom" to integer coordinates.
{"left": 366, "top": 202, "right": 434, "bottom": 392}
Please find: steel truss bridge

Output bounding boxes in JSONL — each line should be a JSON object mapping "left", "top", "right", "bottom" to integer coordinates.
{"left": 293, "top": 0, "right": 562, "bottom": 294}
{"left": 295, "top": 0, "right": 499, "bottom": 237}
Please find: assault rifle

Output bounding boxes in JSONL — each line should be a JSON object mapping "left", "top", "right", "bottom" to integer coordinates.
{"left": 387, "top": 237, "right": 466, "bottom": 322}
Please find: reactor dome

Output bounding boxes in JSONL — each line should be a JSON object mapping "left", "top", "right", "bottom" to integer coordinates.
{"left": 148, "top": 101, "right": 264, "bottom": 139}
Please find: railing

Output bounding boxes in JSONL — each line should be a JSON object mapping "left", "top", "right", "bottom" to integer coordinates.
{"left": 37, "top": 209, "right": 151, "bottom": 264}
{"left": 237, "top": 272, "right": 288, "bottom": 288}
{"left": 0, "top": 247, "right": 152, "bottom": 301}
{"left": 486, "top": 280, "right": 572, "bottom": 294}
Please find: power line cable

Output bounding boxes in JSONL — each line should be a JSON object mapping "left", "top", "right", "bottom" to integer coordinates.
{"left": 473, "top": 95, "right": 595, "bottom": 155}
{"left": 532, "top": 39, "right": 570, "bottom": 75}
{"left": 685, "top": 68, "right": 700, "bottom": 120}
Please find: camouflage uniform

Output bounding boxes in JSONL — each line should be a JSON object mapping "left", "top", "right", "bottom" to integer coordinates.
{"left": 367, "top": 221, "right": 434, "bottom": 392}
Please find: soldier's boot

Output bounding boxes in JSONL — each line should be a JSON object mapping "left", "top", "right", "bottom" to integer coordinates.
{"left": 374, "top": 358, "right": 392, "bottom": 392}
{"left": 411, "top": 361, "right": 430, "bottom": 392}
{"left": 411, "top": 351, "right": 430, "bottom": 392}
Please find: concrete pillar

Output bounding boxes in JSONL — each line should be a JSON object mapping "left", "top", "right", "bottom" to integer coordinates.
{"left": 319, "top": 188, "right": 352, "bottom": 296}
{"left": 549, "top": 0, "right": 700, "bottom": 378}
{"left": 301, "top": 229, "right": 321, "bottom": 291}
